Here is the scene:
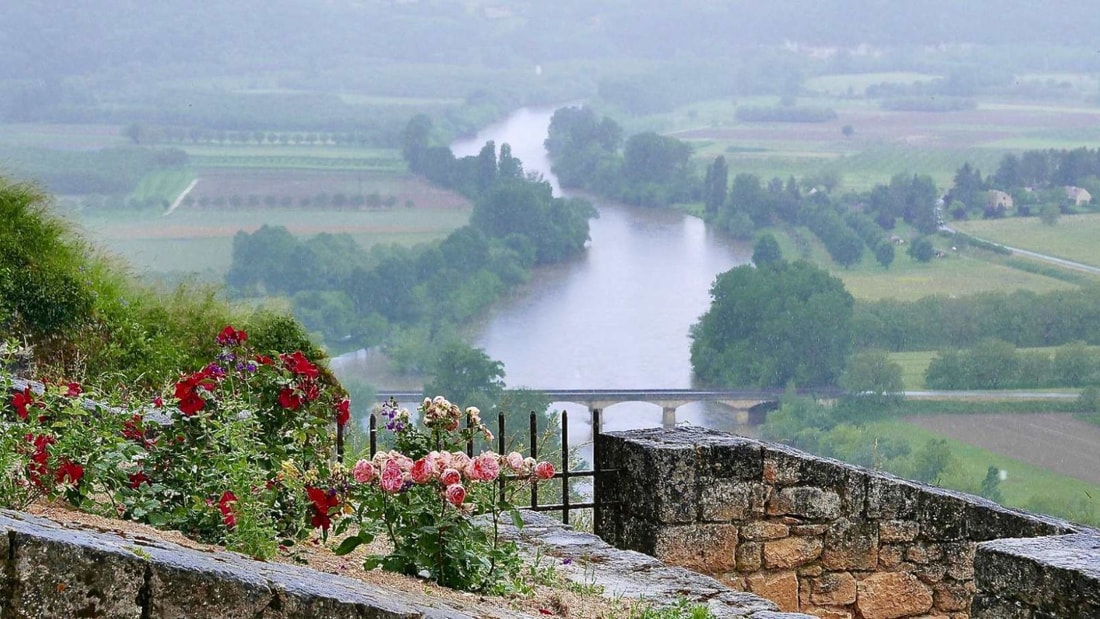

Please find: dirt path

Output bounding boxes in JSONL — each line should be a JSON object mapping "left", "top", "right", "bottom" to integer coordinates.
{"left": 906, "top": 413, "right": 1100, "bottom": 486}
{"left": 164, "top": 178, "right": 199, "bottom": 216}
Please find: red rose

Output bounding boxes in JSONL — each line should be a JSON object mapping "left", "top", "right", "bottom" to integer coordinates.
{"left": 306, "top": 486, "right": 339, "bottom": 531}
{"left": 129, "top": 471, "right": 150, "bottom": 489}
{"left": 56, "top": 460, "right": 84, "bottom": 485}
{"left": 277, "top": 388, "right": 302, "bottom": 411}
{"left": 178, "top": 393, "right": 206, "bottom": 416}
{"left": 280, "top": 351, "right": 319, "bottom": 379}
{"left": 216, "top": 325, "right": 247, "bottom": 347}
{"left": 335, "top": 398, "right": 350, "bottom": 428}
{"left": 217, "top": 491, "right": 238, "bottom": 528}
{"left": 11, "top": 387, "right": 33, "bottom": 420}
{"left": 64, "top": 382, "right": 82, "bottom": 398}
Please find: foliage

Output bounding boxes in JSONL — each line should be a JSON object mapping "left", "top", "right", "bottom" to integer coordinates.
{"left": 924, "top": 340, "right": 1100, "bottom": 390}
{"left": 0, "top": 329, "right": 346, "bottom": 558}
{"left": 751, "top": 234, "right": 783, "bottom": 267}
{"left": 691, "top": 260, "right": 854, "bottom": 387}
{"left": 839, "top": 350, "right": 904, "bottom": 415}
{"left": 980, "top": 466, "right": 1004, "bottom": 503}
{"left": 910, "top": 438, "right": 958, "bottom": 484}
{"left": 907, "top": 236, "right": 935, "bottom": 262}
{"left": 334, "top": 397, "right": 555, "bottom": 593}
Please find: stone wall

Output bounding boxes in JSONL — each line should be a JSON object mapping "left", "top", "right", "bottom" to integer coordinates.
{"left": 972, "top": 534, "right": 1100, "bottom": 617}
{"left": 595, "top": 426, "right": 1096, "bottom": 619}
{"left": 0, "top": 508, "right": 815, "bottom": 619}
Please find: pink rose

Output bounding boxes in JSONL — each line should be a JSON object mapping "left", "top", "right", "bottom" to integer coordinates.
{"left": 381, "top": 460, "right": 404, "bottom": 494}
{"left": 410, "top": 458, "right": 433, "bottom": 484}
{"left": 445, "top": 483, "right": 466, "bottom": 507}
{"left": 440, "top": 467, "right": 461, "bottom": 487}
{"left": 471, "top": 453, "right": 500, "bottom": 481}
{"left": 451, "top": 452, "right": 472, "bottom": 471}
{"left": 353, "top": 460, "right": 376, "bottom": 484}
{"left": 505, "top": 452, "right": 525, "bottom": 472}
{"left": 534, "top": 461, "right": 555, "bottom": 481}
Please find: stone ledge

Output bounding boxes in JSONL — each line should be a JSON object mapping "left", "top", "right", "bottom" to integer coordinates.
{"left": 501, "top": 511, "right": 816, "bottom": 618}
{"left": 973, "top": 533, "right": 1100, "bottom": 617}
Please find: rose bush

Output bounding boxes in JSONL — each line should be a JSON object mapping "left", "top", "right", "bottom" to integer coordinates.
{"left": 331, "top": 396, "right": 557, "bottom": 593}
{"left": 1, "top": 328, "right": 348, "bottom": 557}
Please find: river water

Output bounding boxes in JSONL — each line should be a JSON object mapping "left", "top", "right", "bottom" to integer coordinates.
{"left": 341, "top": 106, "right": 752, "bottom": 435}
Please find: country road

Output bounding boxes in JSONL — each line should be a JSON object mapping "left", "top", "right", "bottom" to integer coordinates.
{"left": 164, "top": 178, "right": 199, "bottom": 216}
{"left": 941, "top": 224, "right": 1100, "bottom": 275}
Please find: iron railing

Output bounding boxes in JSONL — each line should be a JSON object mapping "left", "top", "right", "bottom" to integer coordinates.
{"left": 350, "top": 407, "right": 609, "bottom": 527}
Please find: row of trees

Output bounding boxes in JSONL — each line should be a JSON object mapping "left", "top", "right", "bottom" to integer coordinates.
{"left": 853, "top": 286, "right": 1100, "bottom": 352}
{"left": 925, "top": 340, "right": 1100, "bottom": 390}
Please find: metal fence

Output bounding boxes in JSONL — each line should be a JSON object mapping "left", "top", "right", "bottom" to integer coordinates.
{"left": 348, "top": 407, "right": 608, "bottom": 528}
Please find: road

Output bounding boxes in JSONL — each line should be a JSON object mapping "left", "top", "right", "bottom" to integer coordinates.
{"left": 941, "top": 224, "right": 1100, "bottom": 275}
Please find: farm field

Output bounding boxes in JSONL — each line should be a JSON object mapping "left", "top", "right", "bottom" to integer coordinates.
{"left": 665, "top": 98, "right": 1100, "bottom": 191}
{"left": 868, "top": 418, "right": 1100, "bottom": 525}
{"left": 0, "top": 123, "right": 128, "bottom": 150}
{"left": 954, "top": 213, "right": 1100, "bottom": 267}
{"left": 766, "top": 225, "right": 1080, "bottom": 301}
{"left": 75, "top": 173, "right": 471, "bottom": 275}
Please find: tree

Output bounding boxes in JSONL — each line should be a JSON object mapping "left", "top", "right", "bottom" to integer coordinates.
{"left": 979, "top": 466, "right": 1004, "bottom": 503}
{"left": 690, "top": 260, "right": 854, "bottom": 387}
{"left": 1039, "top": 203, "right": 1060, "bottom": 226}
{"left": 703, "top": 156, "right": 728, "bottom": 218}
{"left": 911, "top": 438, "right": 957, "bottom": 484}
{"left": 841, "top": 124, "right": 855, "bottom": 137}
{"left": 752, "top": 234, "right": 782, "bottom": 267}
{"left": 907, "top": 236, "right": 935, "bottom": 263}
{"left": 839, "top": 350, "right": 904, "bottom": 418}
{"left": 423, "top": 341, "right": 506, "bottom": 414}
{"left": 874, "top": 241, "right": 895, "bottom": 269}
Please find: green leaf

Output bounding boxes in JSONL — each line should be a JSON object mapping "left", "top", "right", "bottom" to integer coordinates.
{"left": 362, "top": 555, "right": 384, "bottom": 570}
{"left": 333, "top": 533, "right": 369, "bottom": 556}
{"left": 509, "top": 509, "right": 525, "bottom": 530}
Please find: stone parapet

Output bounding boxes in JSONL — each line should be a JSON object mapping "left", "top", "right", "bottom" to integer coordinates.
{"left": 595, "top": 426, "right": 1097, "bottom": 619}
{"left": 0, "top": 507, "right": 815, "bottom": 618}
{"left": 972, "top": 534, "right": 1100, "bottom": 617}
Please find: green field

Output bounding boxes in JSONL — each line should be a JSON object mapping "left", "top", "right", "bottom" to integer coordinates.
{"left": 766, "top": 225, "right": 1079, "bottom": 301}
{"left": 804, "top": 72, "right": 942, "bottom": 96}
{"left": 868, "top": 419, "right": 1100, "bottom": 525}
{"left": 132, "top": 168, "right": 195, "bottom": 206}
{"left": 75, "top": 206, "right": 471, "bottom": 275}
{"left": 954, "top": 214, "right": 1100, "bottom": 267}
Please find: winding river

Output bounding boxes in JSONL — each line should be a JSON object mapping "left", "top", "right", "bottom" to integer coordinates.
{"left": 451, "top": 107, "right": 752, "bottom": 432}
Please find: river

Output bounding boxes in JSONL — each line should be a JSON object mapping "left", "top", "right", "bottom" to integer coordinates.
{"left": 341, "top": 106, "right": 752, "bottom": 435}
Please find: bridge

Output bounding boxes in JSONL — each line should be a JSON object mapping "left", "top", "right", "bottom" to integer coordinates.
{"left": 374, "top": 387, "right": 843, "bottom": 427}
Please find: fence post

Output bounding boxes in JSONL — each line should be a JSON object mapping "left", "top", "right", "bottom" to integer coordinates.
{"left": 561, "top": 410, "right": 570, "bottom": 525}
{"left": 592, "top": 408, "right": 602, "bottom": 535}
{"left": 369, "top": 413, "right": 377, "bottom": 458}
{"left": 529, "top": 411, "right": 538, "bottom": 511}
{"left": 497, "top": 411, "right": 506, "bottom": 509}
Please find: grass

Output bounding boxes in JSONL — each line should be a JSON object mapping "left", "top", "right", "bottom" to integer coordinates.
{"left": 764, "top": 225, "right": 1077, "bottom": 301}
{"left": 954, "top": 213, "right": 1100, "bottom": 268}
{"left": 804, "top": 72, "right": 942, "bottom": 96}
{"left": 74, "top": 207, "right": 471, "bottom": 275}
{"left": 131, "top": 168, "right": 195, "bottom": 205}
{"left": 867, "top": 419, "right": 1100, "bottom": 525}
{"left": 887, "top": 351, "right": 938, "bottom": 390}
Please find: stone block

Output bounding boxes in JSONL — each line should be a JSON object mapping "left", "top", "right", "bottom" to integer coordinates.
{"left": 9, "top": 531, "right": 146, "bottom": 619}
{"left": 148, "top": 556, "right": 273, "bottom": 618}
{"left": 878, "top": 544, "right": 905, "bottom": 569}
{"left": 878, "top": 520, "right": 919, "bottom": 543}
{"left": 791, "top": 524, "right": 827, "bottom": 537}
{"left": 763, "top": 446, "right": 804, "bottom": 485}
{"left": 865, "top": 476, "right": 922, "bottom": 520}
{"left": 767, "top": 487, "right": 841, "bottom": 520}
{"left": 906, "top": 543, "right": 944, "bottom": 565}
{"left": 742, "top": 521, "right": 790, "bottom": 541}
{"left": 915, "top": 562, "right": 946, "bottom": 584}
{"left": 736, "top": 541, "right": 763, "bottom": 572}
{"left": 698, "top": 437, "right": 764, "bottom": 480}
{"left": 810, "top": 572, "right": 857, "bottom": 606}
{"left": 855, "top": 572, "right": 933, "bottom": 619}
{"left": 917, "top": 491, "right": 969, "bottom": 541}
{"left": 699, "top": 480, "right": 769, "bottom": 522}
{"left": 653, "top": 524, "right": 738, "bottom": 573}
{"left": 821, "top": 519, "right": 878, "bottom": 571}
{"left": 942, "top": 542, "right": 975, "bottom": 581}
{"left": 764, "top": 536, "right": 823, "bottom": 569}
{"left": 804, "top": 608, "right": 852, "bottom": 619}
{"left": 746, "top": 570, "right": 800, "bottom": 612}
{"left": 932, "top": 580, "right": 975, "bottom": 612}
